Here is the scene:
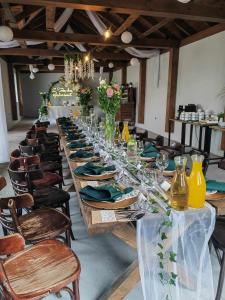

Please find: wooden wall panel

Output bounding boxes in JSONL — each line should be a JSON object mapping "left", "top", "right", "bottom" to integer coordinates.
{"left": 7, "top": 63, "right": 18, "bottom": 120}
{"left": 121, "top": 66, "right": 127, "bottom": 84}
{"left": 138, "top": 59, "right": 146, "bottom": 124}
{"left": 165, "top": 47, "right": 179, "bottom": 132}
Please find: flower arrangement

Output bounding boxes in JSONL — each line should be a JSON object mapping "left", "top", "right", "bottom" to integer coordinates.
{"left": 97, "top": 80, "right": 122, "bottom": 142}
{"left": 97, "top": 80, "right": 122, "bottom": 115}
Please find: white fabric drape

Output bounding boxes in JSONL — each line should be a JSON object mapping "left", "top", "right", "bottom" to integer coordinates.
{"left": 0, "top": 65, "right": 9, "bottom": 163}
{"left": 137, "top": 204, "right": 215, "bottom": 300}
{"left": 85, "top": 10, "right": 160, "bottom": 85}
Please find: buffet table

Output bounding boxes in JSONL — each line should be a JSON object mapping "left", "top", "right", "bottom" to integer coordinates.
{"left": 48, "top": 106, "right": 79, "bottom": 124}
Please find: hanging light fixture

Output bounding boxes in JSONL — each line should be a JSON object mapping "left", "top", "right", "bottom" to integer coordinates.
{"left": 104, "top": 28, "right": 112, "bottom": 39}
{"left": 32, "top": 67, "right": 39, "bottom": 73}
{"left": 108, "top": 62, "right": 114, "bottom": 69}
{"left": 29, "top": 72, "right": 35, "bottom": 80}
{"left": 0, "top": 25, "right": 13, "bottom": 42}
{"left": 177, "top": 0, "right": 191, "bottom": 3}
{"left": 48, "top": 63, "right": 55, "bottom": 71}
{"left": 121, "top": 31, "right": 133, "bottom": 44}
{"left": 130, "top": 57, "right": 139, "bottom": 66}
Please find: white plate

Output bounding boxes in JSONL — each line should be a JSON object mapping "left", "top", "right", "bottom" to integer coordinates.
{"left": 206, "top": 190, "right": 217, "bottom": 195}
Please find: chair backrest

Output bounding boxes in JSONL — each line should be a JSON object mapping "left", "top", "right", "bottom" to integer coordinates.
{"left": 0, "top": 177, "right": 6, "bottom": 191}
{"left": 10, "top": 149, "right": 21, "bottom": 162}
{"left": 8, "top": 160, "right": 30, "bottom": 194}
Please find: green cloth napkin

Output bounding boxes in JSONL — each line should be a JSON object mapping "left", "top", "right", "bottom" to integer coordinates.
{"left": 141, "top": 144, "right": 159, "bottom": 158}
{"left": 80, "top": 185, "right": 133, "bottom": 202}
{"left": 74, "top": 162, "right": 116, "bottom": 176}
{"left": 67, "top": 141, "right": 92, "bottom": 149}
{"left": 152, "top": 159, "right": 176, "bottom": 171}
{"left": 66, "top": 133, "right": 85, "bottom": 141}
{"left": 206, "top": 180, "right": 225, "bottom": 192}
{"left": 69, "top": 150, "right": 98, "bottom": 159}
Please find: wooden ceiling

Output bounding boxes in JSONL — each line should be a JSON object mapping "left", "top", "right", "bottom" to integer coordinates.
{"left": 1, "top": 0, "right": 225, "bottom": 72}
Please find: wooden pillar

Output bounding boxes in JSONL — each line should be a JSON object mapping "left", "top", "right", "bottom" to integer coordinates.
{"left": 15, "top": 70, "right": 24, "bottom": 117}
{"left": 7, "top": 63, "right": 18, "bottom": 120}
{"left": 109, "top": 71, "right": 113, "bottom": 83}
{"left": 121, "top": 65, "right": 127, "bottom": 84}
{"left": 165, "top": 48, "right": 179, "bottom": 132}
{"left": 138, "top": 59, "right": 146, "bottom": 124}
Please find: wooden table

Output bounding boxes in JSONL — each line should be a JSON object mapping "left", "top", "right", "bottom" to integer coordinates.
{"left": 58, "top": 126, "right": 140, "bottom": 300}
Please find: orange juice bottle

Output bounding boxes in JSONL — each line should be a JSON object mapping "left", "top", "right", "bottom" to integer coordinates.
{"left": 122, "top": 121, "right": 130, "bottom": 142}
{"left": 188, "top": 155, "right": 206, "bottom": 208}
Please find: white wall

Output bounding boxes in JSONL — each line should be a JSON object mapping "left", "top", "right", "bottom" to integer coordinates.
{"left": 112, "top": 69, "right": 122, "bottom": 84}
{"left": 0, "top": 58, "right": 16, "bottom": 129}
{"left": 125, "top": 30, "right": 225, "bottom": 155}
{"left": 20, "top": 72, "right": 109, "bottom": 118}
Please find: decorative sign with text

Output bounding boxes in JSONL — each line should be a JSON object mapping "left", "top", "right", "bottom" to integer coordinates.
{"left": 52, "top": 87, "right": 74, "bottom": 98}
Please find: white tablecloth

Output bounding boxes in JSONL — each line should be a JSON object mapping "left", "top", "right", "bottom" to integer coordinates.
{"left": 48, "top": 106, "right": 78, "bottom": 124}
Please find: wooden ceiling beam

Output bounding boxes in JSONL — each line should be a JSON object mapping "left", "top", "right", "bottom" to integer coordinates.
{"left": 138, "top": 16, "right": 167, "bottom": 38}
{"left": 46, "top": 6, "right": 56, "bottom": 49}
{"left": 15, "top": 6, "right": 42, "bottom": 22}
{"left": 1, "top": 0, "right": 225, "bottom": 23}
{"left": 0, "top": 48, "right": 132, "bottom": 60}
{"left": 12, "top": 29, "right": 179, "bottom": 48}
{"left": 113, "top": 13, "right": 140, "bottom": 36}
{"left": 181, "top": 23, "right": 225, "bottom": 46}
{"left": 139, "top": 18, "right": 172, "bottom": 39}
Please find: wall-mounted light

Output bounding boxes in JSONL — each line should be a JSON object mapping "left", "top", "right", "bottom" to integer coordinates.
{"left": 84, "top": 54, "right": 90, "bottom": 62}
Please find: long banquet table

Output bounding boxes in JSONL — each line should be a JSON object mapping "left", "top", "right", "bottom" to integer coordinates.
{"left": 58, "top": 125, "right": 139, "bottom": 300}
{"left": 57, "top": 121, "right": 218, "bottom": 300}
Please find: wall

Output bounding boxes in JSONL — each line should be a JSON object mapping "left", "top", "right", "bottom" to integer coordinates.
{"left": 124, "top": 30, "right": 225, "bottom": 155}
{"left": 0, "top": 58, "right": 16, "bottom": 129}
{"left": 20, "top": 72, "right": 109, "bottom": 118}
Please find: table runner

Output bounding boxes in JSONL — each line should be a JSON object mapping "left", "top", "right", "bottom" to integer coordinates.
{"left": 138, "top": 204, "right": 215, "bottom": 300}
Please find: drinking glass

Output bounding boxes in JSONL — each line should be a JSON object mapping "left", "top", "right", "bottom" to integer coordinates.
{"left": 137, "top": 140, "right": 144, "bottom": 156}
{"left": 156, "top": 152, "right": 169, "bottom": 182}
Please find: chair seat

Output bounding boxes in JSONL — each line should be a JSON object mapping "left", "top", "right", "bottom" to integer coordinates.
{"left": 213, "top": 218, "right": 225, "bottom": 249}
{"left": 40, "top": 161, "right": 61, "bottom": 172}
{"left": 33, "top": 187, "right": 70, "bottom": 208}
{"left": 32, "top": 172, "right": 62, "bottom": 188}
{"left": 18, "top": 208, "right": 71, "bottom": 243}
{"left": 3, "top": 240, "right": 80, "bottom": 298}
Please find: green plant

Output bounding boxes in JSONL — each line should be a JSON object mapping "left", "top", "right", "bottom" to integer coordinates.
{"left": 78, "top": 87, "right": 92, "bottom": 106}
{"left": 38, "top": 92, "right": 48, "bottom": 117}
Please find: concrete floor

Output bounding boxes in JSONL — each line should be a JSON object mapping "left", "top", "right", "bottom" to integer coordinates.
{"left": 1, "top": 119, "right": 225, "bottom": 300}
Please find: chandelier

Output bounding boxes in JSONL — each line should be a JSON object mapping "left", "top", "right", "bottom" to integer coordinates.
{"left": 64, "top": 54, "right": 95, "bottom": 86}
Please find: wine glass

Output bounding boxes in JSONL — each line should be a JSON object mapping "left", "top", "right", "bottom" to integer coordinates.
{"left": 156, "top": 152, "right": 169, "bottom": 182}
{"left": 137, "top": 140, "right": 144, "bottom": 157}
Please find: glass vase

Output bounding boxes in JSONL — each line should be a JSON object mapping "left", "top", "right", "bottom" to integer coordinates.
{"left": 105, "top": 113, "right": 115, "bottom": 144}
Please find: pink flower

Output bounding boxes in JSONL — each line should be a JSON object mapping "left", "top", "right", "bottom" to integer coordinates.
{"left": 106, "top": 87, "right": 114, "bottom": 98}
{"left": 114, "top": 84, "right": 120, "bottom": 91}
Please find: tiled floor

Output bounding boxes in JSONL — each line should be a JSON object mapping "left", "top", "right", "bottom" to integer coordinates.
{"left": 1, "top": 119, "right": 225, "bottom": 300}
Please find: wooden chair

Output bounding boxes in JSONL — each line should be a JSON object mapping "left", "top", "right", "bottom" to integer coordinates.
{"left": 10, "top": 149, "right": 63, "bottom": 176}
{"left": 0, "top": 188, "right": 72, "bottom": 246}
{"left": 211, "top": 217, "right": 225, "bottom": 300}
{"left": 8, "top": 163, "right": 71, "bottom": 218}
{"left": 0, "top": 234, "right": 80, "bottom": 299}
{"left": 9, "top": 158, "right": 63, "bottom": 189}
